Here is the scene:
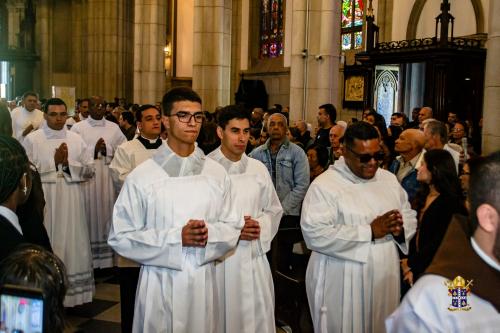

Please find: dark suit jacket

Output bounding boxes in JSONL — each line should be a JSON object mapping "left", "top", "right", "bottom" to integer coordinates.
{"left": 0, "top": 214, "right": 26, "bottom": 262}
{"left": 408, "top": 194, "right": 466, "bottom": 280}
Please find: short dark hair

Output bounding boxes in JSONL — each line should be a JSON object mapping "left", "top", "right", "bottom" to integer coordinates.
{"left": 0, "top": 135, "right": 30, "bottom": 203}
{"left": 161, "top": 87, "right": 202, "bottom": 116}
{"left": 319, "top": 103, "right": 337, "bottom": 123}
{"left": 468, "top": 152, "right": 500, "bottom": 232}
{"left": 78, "top": 98, "right": 90, "bottom": 107}
{"left": 307, "top": 144, "right": 330, "bottom": 169}
{"left": 0, "top": 244, "right": 68, "bottom": 333}
{"left": 0, "top": 102, "right": 13, "bottom": 136}
{"left": 135, "top": 104, "right": 160, "bottom": 122}
{"left": 120, "top": 111, "right": 135, "bottom": 125}
{"left": 425, "top": 119, "right": 447, "bottom": 144}
{"left": 343, "top": 122, "right": 379, "bottom": 149}
{"left": 42, "top": 98, "right": 67, "bottom": 113}
{"left": 22, "top": 91, "right": 38, "bottom": 100}
{"left": 217, "top": 105, "right": 251, "bottom": 129}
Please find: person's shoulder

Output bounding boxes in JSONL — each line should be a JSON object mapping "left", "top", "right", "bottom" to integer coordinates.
{"left": 377, "top": 168, "right": 400, "bottom": 183}
{"left": 104, "top": 119, "right": 122, "bottom": 131}
{"left": 203, "top": 157, "right": 228, "bottom": 178}
{"left": 24, "top": 128, "right": 42, "bottom": 143}
{"left": 247, "top": 155, "right": 269, "bottom": 174}
{"left": 117, "top": 138, "right": 141, "bottom": 151}
{"left": 125, "top": 158, "right": 162, "bottom": 184}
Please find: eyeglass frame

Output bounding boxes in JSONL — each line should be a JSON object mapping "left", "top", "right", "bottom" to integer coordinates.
{"left": 168, "top": 111, "right": 205, "bottom": 123}
{"left": 346, "top": 145, "right": 385, "bottom": 164}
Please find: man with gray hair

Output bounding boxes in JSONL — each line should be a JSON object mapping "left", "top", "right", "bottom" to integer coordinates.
{"left": 250, "top": 112, "right": 309, "bottom": 271}
{"left": 418, "top": 107, "right": 433, "bottom": 129}
{"left": 422, "top": 119, "right": 459, "bottom": 171}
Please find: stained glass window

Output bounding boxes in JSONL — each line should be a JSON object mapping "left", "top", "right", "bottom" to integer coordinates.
{"left": 341, "top": 0, "right": 364, "bottom": 50}
{"left": 260, "top": 0, "right": 284, "bottom": 58}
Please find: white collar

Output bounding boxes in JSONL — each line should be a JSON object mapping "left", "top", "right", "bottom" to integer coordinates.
{"left": 43, "top": 125, "right": 67, "bottom": 139}
{"left": 87, "top": 117, "right": 106, "bottom": 127}
{"left": 0, "top": 206, "right": 23, "bottom": 235}
{"left": 208, "top": 147, "right": 248, "bottom": 175}
{"left": 471, "top": 237, "right": 500, "bottom": 272}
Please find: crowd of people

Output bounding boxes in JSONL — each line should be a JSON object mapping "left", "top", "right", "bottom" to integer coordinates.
{"left": 0, "top": 89, "right": 498, "bottom": 333}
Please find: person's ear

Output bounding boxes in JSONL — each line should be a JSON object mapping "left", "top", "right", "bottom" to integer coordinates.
{"left": 216, "top": 126, "right": 224, "bottom": 140}
{"left": 162, "top": 115, "right": 170, "bottom": 130}
{"left": 476, "top": 204, "right": 499, "bottom": 233}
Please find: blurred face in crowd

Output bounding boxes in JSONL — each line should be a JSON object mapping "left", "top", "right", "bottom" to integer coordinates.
{"left": 448, "top": 112, "right": 458, "bottom": 124}
{"left": 89, "top": 97, "right": 105, "bottom": 120}
{"left": 23, "top": 95, "right": 38, "bottom": 112}
{"left": 329, "top": 125, "right": 345, "bottom": 149}
{"left": 391, "top": 114, "right": 404, "bottom": 127}
{"left": 268, "top": 114, "right": 287, "bottom": 143}
{"left": 138, "top": 107, "right": 161, "bottom": 140}
{"left": 217, "top": 118, "right": 250, "bottom": 162}
{"left": 307, "top": 148, "right": 320, "bottom": 169}
{"left": 44, "top": 104, "right": 68, "bottom": 131}
{"left": 417, "top": 160, "right": 432, "bottom": 184}
{"left": 418, "top": 107, "right": 432, "bottom": 123}
{"left": 79, "top": 100, "right": 89, "bottom": 118}
{"left": 452, "top": 123, "right": 466, "bottom": 141}
{"left": 317, "top": 108, "right": 330, "bottom": 127}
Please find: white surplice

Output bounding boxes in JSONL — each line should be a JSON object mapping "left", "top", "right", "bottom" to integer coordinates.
{"left": 109, "top": 137, "right": 165, "bottom": 192}
{"left": 208, "top": 148, "right": 283, "bottom": 333}
{"left": 10, "top": 106, "right": 44, "bottom": 143}
{"left": 385, "top": 274, "right": 500, "bottom": 333}
{"left": 108, "top": 144, "right": 243, "bottom": 333}
{"left": 23, "top": 126, "right": 95, "bottom": 307}
{"left": 301, "top": 157, "right": 417, "bottom": 333}
{"left": 71, "top": 117, "right": 127, "bottom": 268}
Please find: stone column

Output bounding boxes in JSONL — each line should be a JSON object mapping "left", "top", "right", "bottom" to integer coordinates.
{"left": 192, "top": 0, "right": 232, "bottom": 111}
{"left": 289, "top": 0, "right": 341, "bottom": 125}
{"left": 482, "top": 0, "right": 500, "bottom": 154}
{"left": 133, "top": 0, "right": 167, "bottom": 104}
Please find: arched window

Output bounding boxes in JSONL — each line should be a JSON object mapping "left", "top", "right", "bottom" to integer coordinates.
{"left": 260, "top": 0, "right": 284, "bottom": 58}
{"left": 341, "top": 0, "right": 364, "bottom": 50}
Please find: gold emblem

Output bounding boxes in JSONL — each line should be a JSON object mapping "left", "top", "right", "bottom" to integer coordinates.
{"left": 444, "top": 276, "right": 473, "bottom": 311}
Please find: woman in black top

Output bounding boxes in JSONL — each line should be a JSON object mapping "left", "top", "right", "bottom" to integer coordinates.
{"left": 402, "top": 149, "right": 467, "bottom": 286}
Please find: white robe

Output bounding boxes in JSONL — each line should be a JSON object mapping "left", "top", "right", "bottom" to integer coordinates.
{"left": 301, "top": 157, "right": 417, "bottom": 333}
{"left": 109, "top": 138, "right": 165, "bottom": 192}
{"left": 386, "top": 274, "right": 500, "bottom": 332}
{"left": 10, "top": 106, "right": 44, "bottom": 143}
{"left": 71, "top": 117, "right": 127, "bottom": 268}
{"left": 109, "top": 137, "right": 165, "bottom": 267}
{"left": 108, "top": 144, "right": 243, "bottom": 333}
{"left": 208, "top": 148, "right": 283, "bottom": 333}
{"left": 23, "top": 126, "right": 95, "bottom": 307}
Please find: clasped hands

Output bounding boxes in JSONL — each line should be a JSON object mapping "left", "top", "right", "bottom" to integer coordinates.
{"left": 370, "top": 209, "right": 403, "bottom": 239}
{"left": 240, "top": 216, "right": 260, "bottom": 241}
{"left": 54, "top": 143, "right": 69, "bottom": 167}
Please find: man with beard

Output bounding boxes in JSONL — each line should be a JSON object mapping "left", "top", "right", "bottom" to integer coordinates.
{"left": 386, "top": 152, "right": 500, "bottom": 332}
{"left": 301, "top": 122, "right": 417, "bottom": 333}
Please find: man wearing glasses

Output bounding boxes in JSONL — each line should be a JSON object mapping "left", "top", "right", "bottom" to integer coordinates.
{"left": 71, "top": 95, "right": 127, "bottom": 268}
{"left": 301, "top": 121, "right": 417, "bottom": 333}
{"left": 109, "top": 87, "right": 242, "bottom": 333}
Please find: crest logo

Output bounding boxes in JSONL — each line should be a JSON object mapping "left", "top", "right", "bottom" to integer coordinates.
{"left": 445, "top": 276, "right": 473, "bottom": 311}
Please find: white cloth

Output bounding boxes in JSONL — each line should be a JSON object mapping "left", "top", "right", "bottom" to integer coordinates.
{"left": 108, "top": 144, "right": 243, "bottom": 333}
{"left": 301, "top": 157, "right": 417, "bottom": 333}
{"left": 208, "top": 148, "right": 283, "bottom": 333}
{"left": 23, "top": 126, "right": 95, "bottom": 307}
{"left": 10, "top": 106, "right": 44, "bottom": 143}
{"left": 0, "top": 206, "right": 22, "bottom": 235}
{"left": 385, "top": 274, "right": 500, "bottom": 332}
{"left": 71, "top": 117, "right": 127, "bottom": 268}
{"left": 109, "top": 138, "right": 165, "bottom": 192}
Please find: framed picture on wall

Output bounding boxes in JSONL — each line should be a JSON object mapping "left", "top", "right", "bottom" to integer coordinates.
{"left": 343, "top": 66, "right": 366, "bottom": 109}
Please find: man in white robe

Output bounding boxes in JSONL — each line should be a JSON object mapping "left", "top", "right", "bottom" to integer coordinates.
{"left": 301, "top": 122, "right": 417, "bottom": 333}
{"left": 109, "top": 104, "right": 163, "bottom": 333}
{"left": 208, "top": 105, "right": 283, "bottom": 333}
{"left": 108, "top": 87, "right": 242, "bottom": 333}
{"left": 386, "top": 152, "right": 500, "bottom": 332}
{"left": 23, "top": 98, "right": 95, "bottom": 307}
{"left": 71, "top": 96, "right": 127, "bottom": 268}
{"left": 10, "top": 91, "right": 44, "bottom": 143}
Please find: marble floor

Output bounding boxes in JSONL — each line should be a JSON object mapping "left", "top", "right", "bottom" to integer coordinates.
{"left": 63, "top": 268, "right": 292, "bottom": 333}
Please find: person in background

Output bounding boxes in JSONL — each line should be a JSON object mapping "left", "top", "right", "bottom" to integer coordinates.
{"left": 306, "top": 144, "right": 329, "bottom": 182}
{"left": 119, "top": 111, "right": 137, "bottom": 141}
{"left": 10, "top": 91, "right": 43, "bottom": 143}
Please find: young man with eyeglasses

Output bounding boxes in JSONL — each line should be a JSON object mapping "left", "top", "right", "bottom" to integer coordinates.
{"left": 108, "top": 87, "right": 242, "bottom": 333}
{"left": 23, "top": 98, "right": 95, "bottom": 307}
{"left": 71, "top": 95, "right": 127, "bottom": 268}
{"left": 207, "top": 105, "right": 283, "bottom": 332}
{"left": 301, "top": 121, "right": 417, "bottom": 333}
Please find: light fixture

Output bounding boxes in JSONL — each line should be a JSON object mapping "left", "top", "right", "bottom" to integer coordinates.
{"left": 164, "top": 42, "right": 171, "bottom": 57}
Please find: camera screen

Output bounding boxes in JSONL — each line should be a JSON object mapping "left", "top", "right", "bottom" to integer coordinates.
{"left": 0, "top": 294, "right": 44, "bottom": 333}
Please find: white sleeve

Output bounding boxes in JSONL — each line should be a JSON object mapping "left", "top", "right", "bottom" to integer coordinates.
{"left": 109, "top": 145, "right": 132, "bottom": 191}
{"left": 108, "top": 178, "right": 185, "bottom": 270}
{"left": 65, "top": 137, "right": 95, "bottom": 182}
{"left": 255, "top": 170, "right": 283, "bottom": 256}
{"left": 300, "top": 183, "right": 372, "bottom": 263}
{"left": 201, "top": 174, "right": 244, "bottom": 265}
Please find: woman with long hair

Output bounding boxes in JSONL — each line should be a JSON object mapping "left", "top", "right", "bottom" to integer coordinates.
{"left": 402, "top": 149, "right": 467, "bottom": 286}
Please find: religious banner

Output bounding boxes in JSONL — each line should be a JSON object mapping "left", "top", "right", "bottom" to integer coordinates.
{"left": 51, "top": 86, "right": 76, "bottom": 116}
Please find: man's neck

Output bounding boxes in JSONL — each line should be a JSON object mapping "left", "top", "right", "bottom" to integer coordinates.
{"left": 123, "top": 123, "right": 131, "bottom": 130}
{"left": 141, "top": 133, "right": 159, "bottom": 141}
{"left": 167, "top": 140, "right": 195, "bottom": 157}
{"left": 321, "top": 122, "right": 332, "bottom": 130}
{"left": 473, "top": 229, "right": 500, "bottom": 267}
{"left": 270, "top": 138, "right": 285, "bottom": 153}
{"left": 400, "top": 149, "right": 420, "bottom": 162}
{"left": 90, "top": 115, "right": 103, "bottom": 121}
{"left": 220, "top": 145, "right": 242, "bottom": 162}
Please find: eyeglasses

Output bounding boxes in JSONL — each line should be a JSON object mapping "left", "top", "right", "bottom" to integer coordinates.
{"left": 347, "top": 146, "right": 385, "bottom": 163}
{"left": 170, "top": 111, "right": 204, "bottom": 123}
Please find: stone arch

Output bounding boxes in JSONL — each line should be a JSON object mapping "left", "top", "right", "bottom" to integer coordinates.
{"left": 406, "top": 0, "right": 484, "bottom": 40}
